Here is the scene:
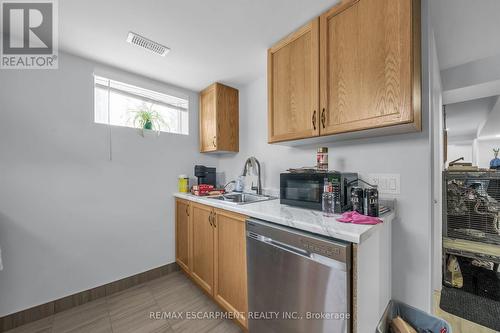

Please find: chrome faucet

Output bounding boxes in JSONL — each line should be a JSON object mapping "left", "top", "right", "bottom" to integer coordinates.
{"left": 241, "top": 157, "right": 262, "bottom": 195}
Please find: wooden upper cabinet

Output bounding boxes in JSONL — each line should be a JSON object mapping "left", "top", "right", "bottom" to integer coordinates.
{"left": 175, "top": 199, "right": 191, "bottom": 273}
{"left": 267, "top": 0, "right": 421, "bottom": 142}
{"left": 199, "top": 83, "right": 239, "bottom": 153}
{"left": 190, "top": 203, "right": 215, "bottom": 295}
{"left": 268, "top": 18, "right": 320, "bottom": 143}
{"left": 320, "top": 0, "right": 420, "bottom": 135}
{"left": 213, "top": 209, "right": 248, "bottom": 328}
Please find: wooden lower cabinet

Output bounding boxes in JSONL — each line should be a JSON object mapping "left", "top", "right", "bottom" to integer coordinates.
{"left": 190, "top": 202, "right": 215, "bottom": 295}
{"left": 213, "top": 209, "right": 248, "bottom": 328}
{"left": 175, "top": 200, "right": 248, "bottom": 329}
{"left": 175, "top": 199, "right": 191, "bottom": 272}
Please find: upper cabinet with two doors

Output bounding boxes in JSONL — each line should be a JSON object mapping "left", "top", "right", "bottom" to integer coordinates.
{"left": 268, "top": 0, "right": 421, "bottom": 143}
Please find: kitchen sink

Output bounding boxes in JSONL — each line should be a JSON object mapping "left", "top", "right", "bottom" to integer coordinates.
{"left": 207, "top": 192, "right": 276, "bottom": 205}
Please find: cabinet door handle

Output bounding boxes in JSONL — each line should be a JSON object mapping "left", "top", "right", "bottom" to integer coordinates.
{"left": 212, "top": 136, "right": 216, "bottom": 148}
{"left": 185, "top": 205, "right": 189, "bottom": 217}
{"left": 213, "top": 213, "right": 217, "bottom": 228}
{"left": 321, "top": 108, "right": 326, "bottom": 129}
{"left": 312, "top": 110, "right": 316, "bottom": 130}
{"left": 208, "top": 213, "right": 213, "bottom": 226}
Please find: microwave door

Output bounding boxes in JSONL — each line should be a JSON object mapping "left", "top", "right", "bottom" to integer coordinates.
{"left": 281, "top": 178, "right": 323, "bottom": 210}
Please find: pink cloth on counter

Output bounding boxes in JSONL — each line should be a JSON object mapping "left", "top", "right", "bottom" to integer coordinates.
{"left": 336, "top": 211, "right": 382, "bottom": 225}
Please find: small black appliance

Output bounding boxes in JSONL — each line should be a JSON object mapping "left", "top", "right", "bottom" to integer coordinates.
{"left": 280, "top": 171, "right": 358, "bottom": 211}
{"left": 194, "top": 165, "right": 216, "bottom": 187}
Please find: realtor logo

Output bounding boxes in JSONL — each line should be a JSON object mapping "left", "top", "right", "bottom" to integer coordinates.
{"left": 1, "top": 0, "right": 58, "bottom": 69}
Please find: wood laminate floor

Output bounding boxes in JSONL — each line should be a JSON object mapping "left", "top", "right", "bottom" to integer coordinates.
{"left": 6, "top": 271, "right": 242, "bottom": 333}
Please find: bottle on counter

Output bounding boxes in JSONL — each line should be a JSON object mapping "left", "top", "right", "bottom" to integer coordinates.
{"left": 317, "top": 147, "right": 328, "bottom": 171}
{"left": 235, "top": 175, "right": 245, "bottom": 192}
{"left": 322, "top": 179, "right": 335, "bottom": 217}
{"left": 350, "top": 186, "right": 364, "bottom": 214}
{"left": 178, "top": 175, "right": 189, "bottom": 193}
{"left": 364, "top": 187, "right": 379, "bottom": 217}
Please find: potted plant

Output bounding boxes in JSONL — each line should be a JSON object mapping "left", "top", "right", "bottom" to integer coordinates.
{"left": 128, "top": 103, "right": 167, "bottom": 136}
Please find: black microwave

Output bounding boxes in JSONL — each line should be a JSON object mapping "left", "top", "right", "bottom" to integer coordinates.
{"left": 280, "top": 171, "right": 358, "bottom": 211}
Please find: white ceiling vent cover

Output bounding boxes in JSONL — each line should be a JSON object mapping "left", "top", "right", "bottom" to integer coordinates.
{"left": 126, "top": 32, "right": 170, "bottom": 56}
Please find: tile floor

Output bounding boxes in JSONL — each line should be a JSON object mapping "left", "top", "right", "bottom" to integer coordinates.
{"left": 6, "top": 271, "right": 242, "bottom": 333}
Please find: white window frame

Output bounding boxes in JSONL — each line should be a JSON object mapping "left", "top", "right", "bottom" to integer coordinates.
{"left": 93, "top": 75, "right": 189, "bottom": 135}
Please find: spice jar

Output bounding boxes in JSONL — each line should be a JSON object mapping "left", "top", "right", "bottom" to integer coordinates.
{"left": 317, "top": 147, "right": 328, "bottom": 171}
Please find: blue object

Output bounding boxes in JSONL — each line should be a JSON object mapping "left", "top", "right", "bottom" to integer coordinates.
{"left": 376, "top": 300, "right": 452, "bottom": 333}
{"left": 490, "top": 158, "right": 500, "bottom": 169}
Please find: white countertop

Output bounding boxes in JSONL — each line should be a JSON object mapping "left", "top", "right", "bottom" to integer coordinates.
{"left": 174, "top": 193, "right": 395, "bottom": 244}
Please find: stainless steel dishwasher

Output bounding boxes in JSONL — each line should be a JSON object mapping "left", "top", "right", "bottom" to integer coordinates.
{"left": 246, "top": 218, "right": 351, "bottom": 333}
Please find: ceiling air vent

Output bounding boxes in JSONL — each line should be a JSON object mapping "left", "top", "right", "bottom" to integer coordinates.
{"left": 126, "top": 32, "right": 170, "bottom": 56}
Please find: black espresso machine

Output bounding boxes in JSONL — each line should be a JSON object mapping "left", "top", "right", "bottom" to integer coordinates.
{"left": 194, "top": 165, "right": 216, "bottom": 187}
{"left": 280, "top": 171, "right": 358, "bottom": 212}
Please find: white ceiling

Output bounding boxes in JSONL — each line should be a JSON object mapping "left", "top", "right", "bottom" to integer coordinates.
{"left": 445, "top": 96, "right": 497, "bottom": 143}
{"left": 59, "top": 0, "right": 337, "bottom": 91}
{"left": 430, "top": 0, "right": 500, "bottom": 70}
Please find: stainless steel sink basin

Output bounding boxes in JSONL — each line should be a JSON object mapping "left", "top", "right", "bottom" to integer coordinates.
{"left": 207, "top": 192, "right": 275, "bottom": 205}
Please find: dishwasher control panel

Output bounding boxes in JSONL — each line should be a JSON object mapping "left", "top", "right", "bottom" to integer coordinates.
{"left": 247, "top": 218, "right": 350, "bottom": 265}
{"left": 300, "top": 239, "right": 344, "bottom": 262}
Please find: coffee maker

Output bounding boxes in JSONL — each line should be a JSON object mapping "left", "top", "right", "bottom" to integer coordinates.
{"left": 194, "top": 165, "right": 216, "bottom": 187}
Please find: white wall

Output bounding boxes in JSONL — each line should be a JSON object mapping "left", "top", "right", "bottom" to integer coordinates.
{"left": 218, "top": 1, "right": 435, "bottom": 311}
{"left": 476, "top": 139, "right": 500, "bottom": 168}
{"left": 0, "top": 52, "right": 217, "bottom": 316}
{"left": 429, "top": 27, "right": 444, "bottom": 294}
{"left": 447, "top": 144, "right": 473, "bottom": 164}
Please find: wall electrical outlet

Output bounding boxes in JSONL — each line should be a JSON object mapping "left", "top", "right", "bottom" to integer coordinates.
{"left": 366, "top": 173, "right": 400, "bottom": 195}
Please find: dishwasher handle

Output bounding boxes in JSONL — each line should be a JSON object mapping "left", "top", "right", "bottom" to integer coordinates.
{"left": 247, "top": 231, "right": 347, "bottom": 271}
{"left": 247, "top": 231, "right": 309, "bottom": 257}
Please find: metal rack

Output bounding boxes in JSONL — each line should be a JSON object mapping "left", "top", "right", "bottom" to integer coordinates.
{"left": 442, "top": 171, "right": 500, "bottom": 296}
{"left": 443, "top": 171, "right": 500, "bottom": 247}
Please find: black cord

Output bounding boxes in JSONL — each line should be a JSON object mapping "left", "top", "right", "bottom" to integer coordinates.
{"left": 347, "top": 178, "right": 377, "bottom": 188}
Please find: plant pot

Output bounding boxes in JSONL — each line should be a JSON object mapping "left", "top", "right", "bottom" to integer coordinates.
{"left": 144, "top": 120, "right": 153, "bottom": 130}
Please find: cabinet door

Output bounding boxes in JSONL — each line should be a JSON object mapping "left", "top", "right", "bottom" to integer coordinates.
{"left": 213, "top": 209, "right": 248, "bottom": 328}
{"left": 200, "top": 84, "right": 218, "bottom": 152}
{"left": 215, "top": 84, "right": 239, "bottom": 152}
{"left": 191, "top": 203, "right": 214, "bottom": 294}
{"left": 175, "top": 199, "right": 190, "bottom": 272}
{"left": 320, "top": 0, "right": 420, "bottom": 135}
{"left": 268, "top": 18, "right": 320, "bottom": 143}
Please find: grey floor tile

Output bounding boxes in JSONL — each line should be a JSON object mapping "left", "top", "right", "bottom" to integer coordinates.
{"left": 58, "top": 316, "right": 112, "bottom": 333}
{"left": 52, "top": 298, "right": 109, "bottom": 333}
{"left": 207, "top": 320, "right": 243, "bottom": 333}
{"left": 7, "top": 270, "right": 242, "bottom": 333}
{"left": 106, "top": 284, "right": 157, "bottom": 321}
{"left": 109, "top": 301, "right": 170, "bottom": 333}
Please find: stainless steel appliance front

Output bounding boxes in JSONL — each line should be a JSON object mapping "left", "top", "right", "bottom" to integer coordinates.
{"left": 246, "top": 218, "right": 351, "bottom": 333}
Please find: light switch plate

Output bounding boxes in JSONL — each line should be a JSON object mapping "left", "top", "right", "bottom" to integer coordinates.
{"left": 367, "top": 173, "right": 400, "bottom": 195}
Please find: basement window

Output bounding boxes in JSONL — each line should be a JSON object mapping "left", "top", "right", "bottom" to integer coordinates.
{"left": 94, "top": 76, "right": 189, "bottom": 135}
